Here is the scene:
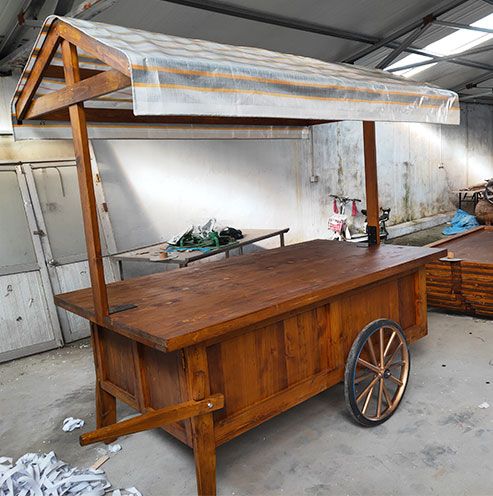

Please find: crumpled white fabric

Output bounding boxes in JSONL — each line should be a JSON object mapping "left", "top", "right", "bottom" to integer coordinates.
{"left": 0, "top": 452, "right": 141, "bottom": 496}
{"left": 62, "top": 418, "right": 85, "bottom": 432}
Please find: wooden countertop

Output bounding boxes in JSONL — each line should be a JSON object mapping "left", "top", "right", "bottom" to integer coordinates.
{"left": 428, "top": 226, "right": 493, "bottom": 264}
{"left": 55, "top": 240, "right": 446, "bottom": 352}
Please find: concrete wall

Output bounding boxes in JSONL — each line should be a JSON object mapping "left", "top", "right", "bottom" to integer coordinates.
{"left": 92, "top": 104, "right": 493, "bottom": 250}
{"left": 92, "top": 138, "right": 308, "bottom": 250}
{"left": 0, "top": 75, "right": 75, "bottom": 163}
{"left": 1, "top": 71, "right": 492, "bottom": 249}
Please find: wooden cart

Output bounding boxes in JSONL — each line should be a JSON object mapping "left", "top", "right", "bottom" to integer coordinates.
{"left": 12, "top": 16, "right": 457, "bottom": 495}
{"left": 426, "top": 226, "right": 493, "bottom": 317}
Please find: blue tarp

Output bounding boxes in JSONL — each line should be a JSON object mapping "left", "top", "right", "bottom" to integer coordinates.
{"left": 443, "top": 209, "right": 479, "bottom": 235}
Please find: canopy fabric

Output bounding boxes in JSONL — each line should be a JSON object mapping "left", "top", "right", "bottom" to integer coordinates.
{"left": 12, "top": 16, "right": 459, "bottom": 140}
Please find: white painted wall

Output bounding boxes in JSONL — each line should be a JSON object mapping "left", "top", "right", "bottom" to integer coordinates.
{"left": 92, "top": 138, "right": 308, "bottom": 249}
{"left": 1, "top": 70, "right": 492, "bottom": 252}
{"left": 92, "top": 104, "right": 493, "bottom": 251}
{"left": 0, "top": 76, "right": 16, "bottom": 135}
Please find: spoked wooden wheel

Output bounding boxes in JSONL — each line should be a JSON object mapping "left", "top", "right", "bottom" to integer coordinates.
{"left": 344, "top": 319, "right": 410, "bottom": 426}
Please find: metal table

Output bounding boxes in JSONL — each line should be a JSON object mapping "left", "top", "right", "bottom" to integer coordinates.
{"left": 452, "top": 188, "right": 483, "bottom": 210}
{"left": 112, "top": 228, "right": 289, "bottom": 278}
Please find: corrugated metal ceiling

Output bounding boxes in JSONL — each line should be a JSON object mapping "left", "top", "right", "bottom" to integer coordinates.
{"left": 1, "top": 0, "right": 492, "bottom": 101}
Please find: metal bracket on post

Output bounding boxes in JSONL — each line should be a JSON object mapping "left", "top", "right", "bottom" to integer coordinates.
{"left": 367, "top": 225, "right": 378, "bottom": 246}
{"left": 109, "top": 303, "right": 138, "bottom": 314}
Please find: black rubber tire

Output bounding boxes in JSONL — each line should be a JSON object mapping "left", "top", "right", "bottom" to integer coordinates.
{"left": 344, "top": 319, "right": 410, "bottom": 427}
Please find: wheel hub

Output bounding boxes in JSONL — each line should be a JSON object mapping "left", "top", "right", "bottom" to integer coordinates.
{"left": 383, "top": 368, "right": 391, "bottom": 379}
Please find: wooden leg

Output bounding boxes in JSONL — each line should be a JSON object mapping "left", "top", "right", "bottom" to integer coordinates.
{"left": 95, "top": 380, "right": 117, "bottom": 438}
{"left": 90, "top": 323, "right": 117, "bottom": 443}
{"left": 185, "top": 346, "right": 217, "bottom": 496}
{"left": 191, "top": 413, "right": 216, "bottom": 496}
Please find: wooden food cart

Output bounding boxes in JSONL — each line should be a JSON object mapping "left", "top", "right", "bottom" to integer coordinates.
{"left": 12, "top": 16, "right": 458, "bottom": 495}
{"left": 426, "top": 226, "right": 493, "bottom": 317}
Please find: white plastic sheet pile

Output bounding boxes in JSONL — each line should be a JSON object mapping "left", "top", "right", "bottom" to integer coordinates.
{"left": 62, "top": 418, "right": 85, "bottom": 432}
{"left": 0, "top": 452, "right": 141, "bottom": 496}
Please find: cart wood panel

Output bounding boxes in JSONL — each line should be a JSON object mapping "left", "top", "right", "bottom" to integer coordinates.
{"left": 11, "top": 16, "right": 457, "bottom": 494}
{"left": 56, "top": 240, "right": 445, "bottom": 449}
{"left": 55, "top": 240, "right": 444, "bottom": 352}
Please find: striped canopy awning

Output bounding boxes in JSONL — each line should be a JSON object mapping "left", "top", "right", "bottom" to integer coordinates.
{"left": 12, "top": 16, "right": 459, "bottom": 139}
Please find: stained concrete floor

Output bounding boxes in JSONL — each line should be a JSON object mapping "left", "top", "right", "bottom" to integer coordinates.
{"left": 388, "top": 224, "right": 446, "bottom": 247}
{"left": 0, "top": 311, "right": 492, "bottom": 496}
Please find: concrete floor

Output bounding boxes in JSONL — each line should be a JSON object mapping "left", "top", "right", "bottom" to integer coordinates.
{"left": 388, "top": 224, "right": 446, "bottom": 247}
{"left": 0, "top": 311, "right": 492, "bottom": 496}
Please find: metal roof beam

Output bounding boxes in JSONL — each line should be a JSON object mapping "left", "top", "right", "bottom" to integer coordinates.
{"left": 0, "top": 0, "right": 48, "bottom": 59}
{"left": 452, "top": 71, "right": 493, "bottom": 92}
{"left": 342, "top": 0, "right": 469, "bottom": 63}
{"left": 0, "top": 0, "right": 116, "bottom": 73}
{"left": 460, "top": 89, "right": 493, "bottom": 100}
{"left": 160, "top": 0, "right": 382, "bottom": 45}
{"left": 386, "top": 44, "right": 493, "bottom": 71}
{"left": 375, "top": 21, "right": 432, "bottom": 69}
{"left": 160, "top": 0, "right": 485, "bottom": 74}
{"left": 434, "top": 19, "right": 493, "bottom": 34}
{"left": 54, "top": 0, "right": 75, "bottom": 16}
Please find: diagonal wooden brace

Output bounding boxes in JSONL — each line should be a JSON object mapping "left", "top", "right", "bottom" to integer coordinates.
{"left": 80, "top": 393, "right": 224, "bottom": 446}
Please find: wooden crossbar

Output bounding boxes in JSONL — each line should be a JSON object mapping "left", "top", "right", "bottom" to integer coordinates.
{"left": 57, "top": 21, "right": 130, "bottom": 76}
{"left": 16, "top": 24, "right": 61, "bottom": 121}
{"left": 25, "top": 69, "right": 130, "bottom": 120}
{"left": 79, "top": 393, "right": 224, "bottom": 446}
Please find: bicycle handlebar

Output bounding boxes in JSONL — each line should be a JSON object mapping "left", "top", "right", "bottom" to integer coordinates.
{"left": 329, "top": 194, "right": 362, "bottom": 203}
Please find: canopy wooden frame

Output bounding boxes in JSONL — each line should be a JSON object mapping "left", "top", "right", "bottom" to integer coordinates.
{"left": 14, "top": 19, "right": 386, "bottom": 496}
{"left": 15, "top": 18, "right": 381, "bottom": 323}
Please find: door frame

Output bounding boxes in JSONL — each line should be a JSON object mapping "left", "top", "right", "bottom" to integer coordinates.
{"left": 22, "top": 155, "right": 119, "bottom": 342}
{"left": 0, "top": 164, "right": 63, "bottom": 362}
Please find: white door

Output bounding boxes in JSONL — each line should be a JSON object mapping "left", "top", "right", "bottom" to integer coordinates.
{"left": 23, "top": 161, "right": 119, "bottom": 343}
{"left": 0, "top": 165, "right": 63, "bottom": 362}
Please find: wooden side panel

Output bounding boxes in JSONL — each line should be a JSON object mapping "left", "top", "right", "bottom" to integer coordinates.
{"left": 461, "top": 263, "right": 493, "bottom": 317}
{"left": 97, "top": 329, "right": 190, "bottom": 445}
{"left": 140, "top": 347, "right": 190, "bottom": 444}
{"left": 100, "top": 329, "right": 136, "bottom": 397}
{"left": 398, "top": 274, "right": 417, "bottom": 329}
{"left": 95, "top": 270, "right": 427, "bottom": 450}
{"left": 334, "top": 271, "right": 426, "bottom": 345}
{"left": 426, "top": 260, "right": 493, "bottom": 317}
{"left": 284, "top": 306, "right": 332, "bottom": 385}
{"left": 208, "top": 321, "right": 288, "bottom": 422}
{"left": 426, "top": 261, "right": 464, "bottom": 310}
{"left": 413, "top": 267, "right": 428, "bottom": 339}
{"left": 209, "top": 270, "right": 425, "bottom": 446}
{"left": 208, "top": 305, "right": 334, "bottom": 444}
{"left": 330, "top": 277, "right": 400, "bottom": 365}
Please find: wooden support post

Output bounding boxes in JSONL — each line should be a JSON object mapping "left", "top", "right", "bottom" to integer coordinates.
{"left": 363, "top": 121, "right": 380, "bottom": 246}
{"left": 90, "top": 324, "right": 117, "bottom": 443}
{"left": 61, "top": 40, "right": 109, "bottom": 320}
{"left": 185, "top": 346, "right": 217, "bottom": 496}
